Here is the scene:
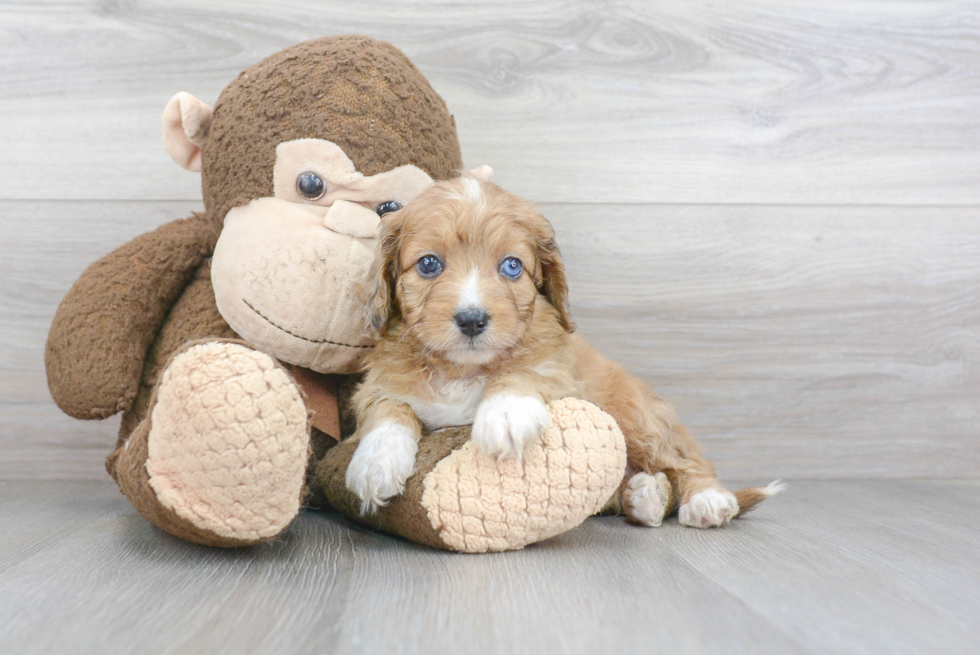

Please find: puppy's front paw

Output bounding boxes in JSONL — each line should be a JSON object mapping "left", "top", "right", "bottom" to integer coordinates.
{"left": 345, "top": 423, "right": 419, "bottom": 515}
{"left": 679, "top": 488, "right": 739, "bottom": 528}
{"left": 471, "top": 394, "right": 549, "bottom": 460}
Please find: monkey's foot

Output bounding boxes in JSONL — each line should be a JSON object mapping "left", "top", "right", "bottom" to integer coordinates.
{"left": 319, "top": 398, "right": 628, "bottom": 553}
{"left": 111, "top": 341, "right": 310, "bottom": 546}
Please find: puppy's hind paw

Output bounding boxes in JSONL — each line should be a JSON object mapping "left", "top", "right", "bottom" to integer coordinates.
{"left": 624, "top": 472, "right": 671, "bottom": 527}
{"left": 471, "top": 393, "right": 549, "bottom": 460}
{"left": 345, "top": 423, "right": 419, "bottom": 515}
{"left": 679, "top": 488, "right": 739, "bottom": 528}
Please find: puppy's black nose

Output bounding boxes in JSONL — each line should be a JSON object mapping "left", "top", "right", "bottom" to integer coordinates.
{"left": 455, "top": 309, "right": 488, "bottom": 337}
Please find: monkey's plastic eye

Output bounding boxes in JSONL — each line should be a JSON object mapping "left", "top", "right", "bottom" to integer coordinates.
{"left": 499, "top": 257, "right": 523, "bottom": 279}
{"left": 376, "top": 201, "right": 402, "bottom": 216}
{"left": 296, "top": 171, "right": 326, "bottom": 200}
{"left": 416, "top": 255, "right": 443, "bottom": 278}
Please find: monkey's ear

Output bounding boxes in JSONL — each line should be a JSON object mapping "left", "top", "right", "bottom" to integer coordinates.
{"left": 466, "top": 165, "right": 493, "bottom": 182}
{"left": 162, "top": 92, "right": 213, "bottom": 172}
{"left": 367, "top": 213, "right": 404, "bottom": 335}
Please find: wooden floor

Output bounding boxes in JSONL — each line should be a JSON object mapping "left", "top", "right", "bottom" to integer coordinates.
{"left": 1, "top": 479, "right": 977, "bottom": 654}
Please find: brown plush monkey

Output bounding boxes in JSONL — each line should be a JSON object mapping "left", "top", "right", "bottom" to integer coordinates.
{"left": 45, "top": 36, "right": 626, "bottom": 552}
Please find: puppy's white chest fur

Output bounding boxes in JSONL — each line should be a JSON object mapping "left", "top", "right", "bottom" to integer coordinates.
{"left": 402, "top": 374, "right": 488, "bottom": 431}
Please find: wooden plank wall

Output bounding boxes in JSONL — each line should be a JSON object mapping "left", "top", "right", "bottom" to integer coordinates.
{"left": 1, "top": 0, "right": 977, "bottom": 480}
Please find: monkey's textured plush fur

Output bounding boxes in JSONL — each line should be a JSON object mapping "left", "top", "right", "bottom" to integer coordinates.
{"left": 45, "top": 36, "right": 628, "bottom": 551}
{"left": 48, "top": 36, "right": 462, "bottom": 438}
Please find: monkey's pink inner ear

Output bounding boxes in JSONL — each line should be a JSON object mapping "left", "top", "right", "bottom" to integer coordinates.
{"left": 466, "top": 165, "right": 493, "bottom": 182}
{"left": 161, "top": 92, "right": 213, "bottom": 172}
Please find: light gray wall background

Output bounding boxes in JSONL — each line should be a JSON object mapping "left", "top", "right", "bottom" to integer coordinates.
{"left": 1, "top": 0, "right": 977, "bottom": 481}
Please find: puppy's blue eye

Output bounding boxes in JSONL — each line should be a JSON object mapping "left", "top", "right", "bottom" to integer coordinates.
{"left": 500, "top": 257, "right": 523, "bottom": 279}
{"left": 416, "top": 255, "right": 443, "bottom": 277}
{"left": 376, "top": 201, "right": 402, "bottom": 216}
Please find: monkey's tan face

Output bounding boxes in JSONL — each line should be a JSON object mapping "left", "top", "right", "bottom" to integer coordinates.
{"left": 211, "top": 139, "right": 434, "bottom": 373}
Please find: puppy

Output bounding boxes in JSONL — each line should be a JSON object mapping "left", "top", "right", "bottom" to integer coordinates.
{"left": 345, "top": 177, "right": 783, "bottom": 527}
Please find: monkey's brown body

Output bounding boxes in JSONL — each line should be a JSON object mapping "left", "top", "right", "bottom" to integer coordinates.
{"left": 45, "top": 36, "right": 628, "bottom": 551}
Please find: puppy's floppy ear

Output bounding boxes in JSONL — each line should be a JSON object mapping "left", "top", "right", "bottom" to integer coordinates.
{"left": 533, "top": 218, "right": 575, "bottom": 333}
{"left": 367, "top": 211, "right": 404, "bottom": 335}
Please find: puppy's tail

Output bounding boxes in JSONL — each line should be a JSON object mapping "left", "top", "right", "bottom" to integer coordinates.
{"left": 734, "top": 480, "right": 787, "bottom": 517}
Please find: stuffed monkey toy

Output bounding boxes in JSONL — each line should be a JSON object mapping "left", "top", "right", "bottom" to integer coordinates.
{"left": 45, "top": 36, "right": 626, "bottom": 552}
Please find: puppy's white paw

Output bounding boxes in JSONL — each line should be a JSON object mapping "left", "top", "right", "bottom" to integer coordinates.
{"left": 625, "top": 472, "right": 670, "bottom": 527}
{"left": 679, "top": 488, "right": 739, "bottom": 528}
{"left": 345, "top": 422, "right": 419, "bottom": 515}
{"left": 471, "top": 393, "right": 549, "bottom": 460}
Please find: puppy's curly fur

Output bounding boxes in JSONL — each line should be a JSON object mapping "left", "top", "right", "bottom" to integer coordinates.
{"left": 345, "top": 177, "right": 783, "bottom": 526}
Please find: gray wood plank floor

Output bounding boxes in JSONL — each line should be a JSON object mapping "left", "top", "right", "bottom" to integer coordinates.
{"left": 0, "top": 479, "right": 977, "bottom": 655}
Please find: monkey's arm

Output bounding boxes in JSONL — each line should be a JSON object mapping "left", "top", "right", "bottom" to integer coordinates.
{"left": 45, "top": 213, "right": 220, "bottom": 419}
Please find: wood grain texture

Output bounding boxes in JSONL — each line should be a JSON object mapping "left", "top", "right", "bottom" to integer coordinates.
{"left": 553, "top": 204, "right": 980, "bottom": 480}
{"left": 3, "top": 200, "right": 977, "bottom": 481}
{"left": 0, "top": 1, "right": 978, "bottom": 204}
{"left": 0, "top": 200, "right": 200, "bottom": 479}
{"left": 0, "top": 480, "right": 976, "bottom": 654}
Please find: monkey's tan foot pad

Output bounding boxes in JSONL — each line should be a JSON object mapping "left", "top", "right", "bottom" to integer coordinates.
{"left": 423, "top": 398, "right": 627, "bottom": 552}
{"left": 422, "top": 398, "right": 626, "bottom": 552}
{"left": 145, "top": 342, "right": 309, "bottom": 543}
{"left": 317, "top": 398, "right": 627, "bottom": 553}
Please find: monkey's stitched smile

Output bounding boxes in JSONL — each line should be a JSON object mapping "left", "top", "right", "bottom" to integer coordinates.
{"left": 242, "top": 298, "right": 371, "bottom": 349}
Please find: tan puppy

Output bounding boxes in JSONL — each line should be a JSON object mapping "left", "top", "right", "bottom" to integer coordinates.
{"left": 345, "top": 177, "right": 783, "bottom": 527}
